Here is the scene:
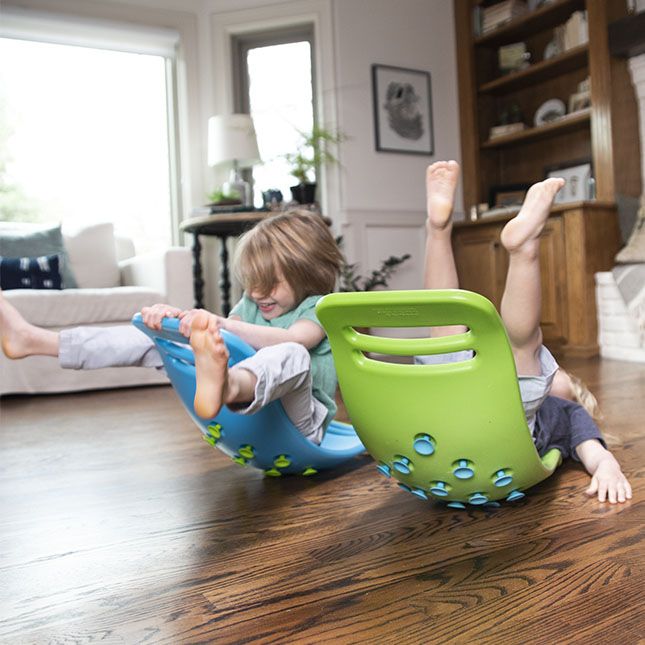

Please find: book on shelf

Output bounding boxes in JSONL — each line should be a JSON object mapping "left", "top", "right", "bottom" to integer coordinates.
{"left": 480, "top": 205, "right": 520, "bottom": 219}
{"left": 553, "top": 10, "right": 588, "bottom": 53}
{"left": 489, "top": 122, "right": 526, "bottom": 139}
{"left": 481, "top": 0, "right": 529, "bottom": 34}
{"left": 563, "top": 11, "right": 588, "bottom": 50}
{"left": 498, "top": 41, "right": 530, "bottom": 72}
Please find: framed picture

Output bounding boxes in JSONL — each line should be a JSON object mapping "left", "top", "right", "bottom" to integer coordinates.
{"left": 568, "top": 90, "right": 591, "bottom": 114}
{"left": 545, "top": 159, "right": 593, "bottom": 204}
{"left": 371, "top": 64, "right": 434, "bottom": 155}
{"left": 489, "top": 183, "right": 531, "bottom": 208}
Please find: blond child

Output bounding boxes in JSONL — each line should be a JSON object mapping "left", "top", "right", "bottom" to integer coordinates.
{"left": 0, "top": 211, "right": 344, "bottom": 444}
{"left": 420, "top": 160, "right": 632, "bottom": 504}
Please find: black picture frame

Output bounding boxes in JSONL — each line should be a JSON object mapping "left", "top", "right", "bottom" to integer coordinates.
{"left": 371, "top": 64, "right": 434, "bottom": 155}
{"left": 488, "top": 183, "right": 531, "bottom": 208}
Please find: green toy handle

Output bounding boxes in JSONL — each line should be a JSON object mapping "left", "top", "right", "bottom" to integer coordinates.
{"left": 316, "top": 289, "right": 562, "bottom": 505}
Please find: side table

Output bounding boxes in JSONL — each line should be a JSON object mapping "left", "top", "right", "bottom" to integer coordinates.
{"left": 179, "top": 210, "right": 273, "bottom": 315}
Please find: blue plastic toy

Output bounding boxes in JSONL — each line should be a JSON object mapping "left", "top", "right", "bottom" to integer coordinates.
{"left": 132, "top": 314, "right": 365, "bottom": 476}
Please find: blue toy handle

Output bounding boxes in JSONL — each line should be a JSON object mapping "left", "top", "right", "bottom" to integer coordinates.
{"left": 130, "top": 311, "right": 365, "bottom": 475}
{"left": 131, "top": 313, "right": 256, "bottom": 366}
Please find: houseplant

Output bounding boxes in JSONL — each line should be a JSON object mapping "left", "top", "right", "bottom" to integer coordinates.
{"left": 284, "top": 125, "right": 345, "bottom": 204}
{"left": 336, "top": 236, "right": 411, "bottom": 292}
{"left": 335, "top": 237, "right": 411, "bottom": 339}
{"left": 206, "top": 187, "right": 242, "bottom": 206}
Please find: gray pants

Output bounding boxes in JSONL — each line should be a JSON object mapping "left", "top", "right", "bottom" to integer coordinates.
{"left": 59, "top": 326, "right": 327, "bottom": 442}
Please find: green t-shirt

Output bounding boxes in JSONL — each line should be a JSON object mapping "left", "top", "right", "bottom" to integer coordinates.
{"left": 230, "top": 294, "right": 337, "bottom": 428}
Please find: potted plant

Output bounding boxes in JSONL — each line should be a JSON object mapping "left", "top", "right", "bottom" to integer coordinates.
{"left": 206, "top": 187, "right": 242, "bottom": 206}
{"left": 336, "top": 236, "right": 412, "bottom": 339}
{"left": 284, "top": 125, "right": 345, "bottom": 204}
{"left": 338, "top": 251, "right": 412, "bottom": 293}
{"left": 337, "top": 235, "right": 411, "bottom": 290}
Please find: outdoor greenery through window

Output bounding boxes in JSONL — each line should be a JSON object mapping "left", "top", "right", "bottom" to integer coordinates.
{"left": 243, "top": 40, "right": 315, "bottom": 206}
{"left": 0, "top": 37, "right": 173, "bottom": 253}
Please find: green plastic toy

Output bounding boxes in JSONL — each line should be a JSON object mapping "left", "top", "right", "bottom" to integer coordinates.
{"left": 316, "top": 289, "right": 562, "bottom": 507}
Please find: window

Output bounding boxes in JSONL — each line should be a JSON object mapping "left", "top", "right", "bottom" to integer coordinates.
{"left": 0, "top": 23, "right": 178, "bottom": 254}
{"left": 233, "top": 27, "right": 315, "bottom": 206}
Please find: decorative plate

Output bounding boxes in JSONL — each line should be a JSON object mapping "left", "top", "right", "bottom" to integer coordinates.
{"left": 534, "top": 99, "right": 566, "bottom": 127}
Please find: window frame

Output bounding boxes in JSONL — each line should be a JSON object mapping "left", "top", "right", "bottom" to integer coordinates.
{"left": 0, "top": 12, "right": 182, "bottom": 247}
{"left": 231, "top": 25, "right": 317, "bottom": 195}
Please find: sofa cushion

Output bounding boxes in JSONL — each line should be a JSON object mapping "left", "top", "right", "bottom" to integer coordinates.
{"left": 5, "top": 286, "right": 165, "bottom": 327}
{"left": 0, "top": 224, "right": 77, "bottom": 288}
{"left": 63, "top": 222, "right": 120, "bottom": 288}
{"left": 0, "top": 254, "right": 62, "bottom": 290}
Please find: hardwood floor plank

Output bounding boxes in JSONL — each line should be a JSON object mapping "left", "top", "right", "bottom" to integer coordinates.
{"left": 0, "top": 354, "right": 643, "bottom": 643}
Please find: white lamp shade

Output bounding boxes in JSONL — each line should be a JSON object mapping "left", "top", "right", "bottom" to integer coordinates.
{"left": 207, "top": 113, "right": 261, "bottom": 168}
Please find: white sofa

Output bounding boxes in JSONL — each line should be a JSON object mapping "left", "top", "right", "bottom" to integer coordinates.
{"left": 1, "top": 222, "right": 193, "bottom": 395}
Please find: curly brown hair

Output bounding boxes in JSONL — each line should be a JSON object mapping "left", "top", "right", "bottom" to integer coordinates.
{"left": 233, "top": 210, "right": 343, "bottom": 304}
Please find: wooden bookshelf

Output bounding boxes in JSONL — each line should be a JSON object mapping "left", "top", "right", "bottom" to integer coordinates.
{"left": 481, "top": 107, "right": 590, "bottom": 148}
{"left": 478, "top": 44, "right": 588, "bottom": 94}
{"left": 474, "top": 0, "right": 585, "bottom": 47}
{"left": 456, "top": 0, "right": 641, "bottom": 208}
{"left": 453, "top": 0, "right": 641, "bottom": 357}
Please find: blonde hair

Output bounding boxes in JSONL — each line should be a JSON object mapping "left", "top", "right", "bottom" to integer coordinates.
{"left": 559, "top": 370, "right": 623, "bottom": 446}
{"left": 568, "top": 373, "right": 602, "bottom": 422}
{"left": 234, "top": 210, "right": 343, "bottom": 303}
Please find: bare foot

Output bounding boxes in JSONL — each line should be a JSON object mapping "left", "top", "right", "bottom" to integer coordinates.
{"left": 0, "top": 290, "right": 55, "bottom": 358}
{"left": 426, "top": 160, "right": 460, "bottom": 230}
{"left": 190, "top": 311, "right": 230, "bottom": 419}
{"left": 500, "top": 178, "right": 565, "bottom": 254}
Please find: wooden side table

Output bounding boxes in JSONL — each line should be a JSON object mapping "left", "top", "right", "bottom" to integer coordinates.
{"left": 179, "top": 210, "right": 273, "bottom": 315}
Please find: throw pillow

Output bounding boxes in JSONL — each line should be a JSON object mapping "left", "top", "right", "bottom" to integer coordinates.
{"left": 615, "top": 201, "right": 645, "bottom": 264}
{"left": 0, "top": 254, "right": 63, "bottom": 290}
{"left": 0, "top": 224, "right": 77, "bottom": 288}
{"left": 63, "top": 222, "right": 120, "bottom": 288}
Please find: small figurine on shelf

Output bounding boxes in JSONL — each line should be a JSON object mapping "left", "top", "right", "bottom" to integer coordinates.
{"left": 568, "top": 91, "right": 591, "bottom": 114}
{"left": 489, "top": 101, "right": 526, "bottom": 140}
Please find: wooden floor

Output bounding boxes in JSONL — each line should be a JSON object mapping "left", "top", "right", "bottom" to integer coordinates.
{"left": 1, "top": 356, "right": 643, "bottom": 644}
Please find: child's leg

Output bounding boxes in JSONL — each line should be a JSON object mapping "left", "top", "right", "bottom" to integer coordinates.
{"left": 423, "top": 160, "right": 466, "bottom": 337}
{"left": 0, "top": 290, "right": 59, "bottom": 358}
{"left": 190, "top": 312, "right": 327, "bottom": 442}
{"left": 1, "top": 290, "right": 161, "bottom": 368}
{"left": 499, "top": 178, "right": 565, "bottom": 375}
{"left": 190, "top": 312, "right": 252, "bottom": 419}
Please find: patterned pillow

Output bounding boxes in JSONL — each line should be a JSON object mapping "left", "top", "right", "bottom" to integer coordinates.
{"left": 0, "top": 254, "right": 63, "bottom": 290}
{"left": 0, "top": 224, "right": 77, "bottom": 288}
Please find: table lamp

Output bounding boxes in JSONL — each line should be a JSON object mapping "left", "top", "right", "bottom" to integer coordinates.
{"left": 207, "top": 114, "right": 261, "bottom": 207}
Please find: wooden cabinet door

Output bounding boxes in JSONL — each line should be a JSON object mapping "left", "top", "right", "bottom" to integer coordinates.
{"left": 453, "top": 217, "right": 566, "bottom": 347}
{"left": 538, "top": 217, "right": 567, "bottom": 346}
{"left": 453, "top": 224, "right": 508, "bottom": 308}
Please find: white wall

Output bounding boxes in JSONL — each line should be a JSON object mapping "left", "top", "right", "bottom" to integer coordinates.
{"left": 334, "top": 0, "right": 462, "bottom": 215}
{"left": 2, "top": 0, "right": 463, "bottom": 306}
{"left": 331, "top": 0, "right": 462, "bottom": 293}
